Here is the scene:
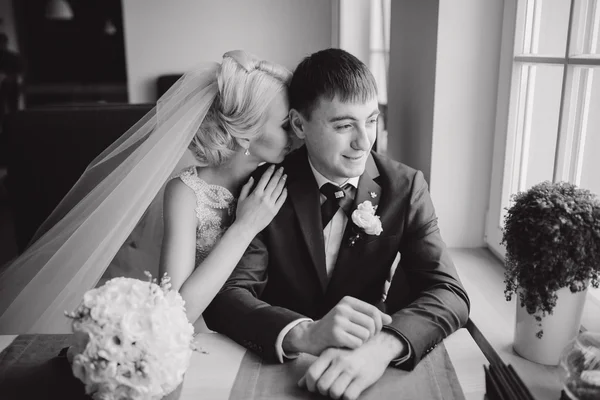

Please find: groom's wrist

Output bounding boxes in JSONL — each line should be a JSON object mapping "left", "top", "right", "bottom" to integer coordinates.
{"left": 371, "top": 330, "right": 407, "bottom": 363}
{"left": 282, "top": 320, "right": 313, "bottom": 354}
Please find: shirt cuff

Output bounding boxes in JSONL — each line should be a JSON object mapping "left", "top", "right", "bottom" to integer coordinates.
{"left": 275, "top": 318, "right": 313, "bottom": 363}
{"left": 382, "top": 326, "right": 413, "bottom": 367}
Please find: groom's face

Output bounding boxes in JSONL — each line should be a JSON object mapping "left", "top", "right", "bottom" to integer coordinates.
{"left": 293, "top": 95, "right": 379, "bottom": 184}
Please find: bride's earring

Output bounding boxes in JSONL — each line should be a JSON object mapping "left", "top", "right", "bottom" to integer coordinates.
{"left": 244, "top": 148, "right": 250, "bottom": 156}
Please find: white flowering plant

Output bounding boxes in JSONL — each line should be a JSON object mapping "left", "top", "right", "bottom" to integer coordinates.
{"left": 348, "top": 201, "right": 383, "bottom": 246}
{"left": 65, "top": 273, "right": 195, "bottom": 400}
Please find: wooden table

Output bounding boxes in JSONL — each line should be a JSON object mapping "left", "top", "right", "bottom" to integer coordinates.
{"left": 0, "top": 328, "right": 487, "bottom": 400}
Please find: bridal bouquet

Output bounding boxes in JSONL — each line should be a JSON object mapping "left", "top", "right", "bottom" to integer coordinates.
{"left": 65, "top": 273, "right": 195, "bottom": 400}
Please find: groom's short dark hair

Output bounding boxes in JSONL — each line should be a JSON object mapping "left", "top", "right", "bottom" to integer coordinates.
{"left": 290, "top": 48, "right": 378, "bottom": 119}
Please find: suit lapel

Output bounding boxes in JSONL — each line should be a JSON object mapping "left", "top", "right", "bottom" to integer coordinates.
{"left": 328, "top": 154, "right": 382, "bottom": 293}
{"left": 352, "top": 155, "right": 382, "bottom": 219}
{"left": 287, "top": 147, "right": 329, "bottom": 292}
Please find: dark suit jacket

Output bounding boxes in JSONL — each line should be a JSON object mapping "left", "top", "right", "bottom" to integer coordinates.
{"left": 204, "top": 146, "right": 470, "bottom": 370}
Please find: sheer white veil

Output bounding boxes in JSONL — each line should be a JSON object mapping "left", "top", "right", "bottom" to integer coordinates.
{"left": 0, "top": 63, "right": 219, "bottom": 333}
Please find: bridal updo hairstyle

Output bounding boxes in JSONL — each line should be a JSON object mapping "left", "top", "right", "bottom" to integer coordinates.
{"left": 189, "top": 50, "right": 292, "bottom": 165}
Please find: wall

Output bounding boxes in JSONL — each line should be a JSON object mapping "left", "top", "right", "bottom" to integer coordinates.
{"left": 430, "top": 0, "right": 503, "bottom": 247}
{"left": 0, "top": 0, "right": 19, "bottom": 51}
{"left": 386, "top": 0, "right": 439, "bottom": 183}
{"left": 386, "top": 0, "right": 504, "bottom": 247}
{"left": 122, "top": 0, "right": 334, "bottom": 103}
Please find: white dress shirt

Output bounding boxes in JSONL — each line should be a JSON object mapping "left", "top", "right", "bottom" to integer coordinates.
{"left": 274, "top": 159, "right": 359, "bottom": 362}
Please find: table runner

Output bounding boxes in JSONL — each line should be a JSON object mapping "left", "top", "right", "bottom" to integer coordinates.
{"left": 0, "top": 335, "right": 465, "bottom": 400}
{"left": 228, "top": 343, "right": 465, "bottom": 400}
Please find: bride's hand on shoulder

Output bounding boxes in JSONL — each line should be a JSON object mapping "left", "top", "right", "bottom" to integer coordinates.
{"left": 234, "top": 165, "right": 287, "bottom": 235}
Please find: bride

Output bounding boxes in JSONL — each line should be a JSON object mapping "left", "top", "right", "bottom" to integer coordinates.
{"left": 0, "top": 50, "right": 293, "bottom": 333}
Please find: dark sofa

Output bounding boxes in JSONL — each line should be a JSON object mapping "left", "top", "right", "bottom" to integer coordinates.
{"left": 156, "top": 74, "right": 184, "bottom": 98}
{"left": 4, "top": 104, "right": 153, "bottom": 252}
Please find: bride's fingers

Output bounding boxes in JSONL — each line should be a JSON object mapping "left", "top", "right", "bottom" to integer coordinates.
{"left": 254, "top": 165, "right": 276, "bottom": 193}
{"left": 263, "top": 167, "right": 284, "bottom": 197}
{"left": 238, "top": 176, "right": 254, "bottom": 202}
{"left": 271, "top": 174, "right": 287, "bottom": 200}
{"left": 275, "top": 188, "right": 288, "bottom": 209}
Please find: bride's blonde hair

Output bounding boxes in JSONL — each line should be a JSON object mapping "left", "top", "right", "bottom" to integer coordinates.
{"left": 189, "top": 50, "right": 292, "bottom": 165}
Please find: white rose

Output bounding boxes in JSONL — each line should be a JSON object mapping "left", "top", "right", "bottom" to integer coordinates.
{"left": 128, "top": 280, "right": 151, "bottom": 304}
{"left": 121, "top": 311, "right": 151, "bottom": 341}
{"left": 110, "top": 385, "right": 132, "bottom": 400}
{"left": 351, "top": 201, "right": 383, "bottom": 235}
{"left": 82, "top": 291, "right": 97, "bottom": 308}
{"left": 71, "top": 356, "right": 88, "bottom": 382}
{"left": 90, "top": 303, "right": 110, "bottom": 323}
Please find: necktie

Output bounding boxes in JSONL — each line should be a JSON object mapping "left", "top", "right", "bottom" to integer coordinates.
{"left": 320, "top": 182, "right": 354, "bottom": 228}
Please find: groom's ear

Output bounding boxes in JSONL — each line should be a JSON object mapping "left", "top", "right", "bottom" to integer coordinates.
{"left": 289, "top": 109, "right": 306, "bottom": 140}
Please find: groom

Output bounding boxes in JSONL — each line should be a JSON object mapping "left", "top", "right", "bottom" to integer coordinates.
{"left": 204, "top": 48, "right": 469, "bottom": 399}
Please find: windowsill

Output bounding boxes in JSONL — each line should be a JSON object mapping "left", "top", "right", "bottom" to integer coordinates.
{"left": 587, "top": 287, "right": 600, "bottom": 313}
{"left": 449, "top": 247, "right": 600, "bottom": 400}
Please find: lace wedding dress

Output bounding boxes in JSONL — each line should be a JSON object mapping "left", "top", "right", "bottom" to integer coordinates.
{"left": 176, "top": 166, "right": 237, "bottom": 263}
{"left": 99, "top": 166, "right": 237, "bottom": 286}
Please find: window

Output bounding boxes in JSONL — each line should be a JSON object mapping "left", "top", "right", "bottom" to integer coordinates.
{"left": 486, "top": 0, "right": 600, "bottom": 297}
{"left": 487, "top": 0, "right": 600, "bottom": 257}
{"left": 369, "top": 0, "right": 391, "bottom": 155}
{"left": 369, "top": 0, "right": 391, "bottom": 105}
{"left": 339, "top": 0, "right": 391, "bottom": 154}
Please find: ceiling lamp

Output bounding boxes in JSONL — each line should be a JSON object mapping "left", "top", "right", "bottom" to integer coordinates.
{"left": 45, "top": 0, "right": 74, "bottom": 20}
{"left": 104, "top": 19, "right": 117, "bottom": 35}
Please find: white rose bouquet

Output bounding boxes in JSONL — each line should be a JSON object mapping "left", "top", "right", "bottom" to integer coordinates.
{"left": 65, "top": 273, "right": 195, "bottom": 400}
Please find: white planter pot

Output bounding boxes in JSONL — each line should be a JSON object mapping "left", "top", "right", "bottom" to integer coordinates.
{"left": 513, "top": 286, "right": 588, "bottom": 366}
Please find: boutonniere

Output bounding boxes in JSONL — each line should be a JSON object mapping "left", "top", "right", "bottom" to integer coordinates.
{"left": 347, "top": 200, "right": 383, "bottom": 247}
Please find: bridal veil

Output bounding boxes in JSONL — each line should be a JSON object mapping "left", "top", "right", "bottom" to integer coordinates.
{"left": 0, "top": 63, "right": 219, "bottom": 333}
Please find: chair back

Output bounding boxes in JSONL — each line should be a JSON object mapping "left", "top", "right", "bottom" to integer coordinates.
{"left": 4, "top": 104, "right": 154, "bottom": 252}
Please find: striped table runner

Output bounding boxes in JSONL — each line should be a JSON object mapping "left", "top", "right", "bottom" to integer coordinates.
{"left": 0, "top": 334, "right": 465, "bottom": 400}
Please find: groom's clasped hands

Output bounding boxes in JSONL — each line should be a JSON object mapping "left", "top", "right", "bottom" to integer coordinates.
{"left": 284, "top": 296, "right": 392, "bottom": 355}
{"left": 283, "top": 296, "right": 404, "bottom": 400}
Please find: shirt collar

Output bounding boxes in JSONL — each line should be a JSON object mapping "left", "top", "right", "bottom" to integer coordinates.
{"left": 307, "top": 155, "right": 360, "bottom": 190}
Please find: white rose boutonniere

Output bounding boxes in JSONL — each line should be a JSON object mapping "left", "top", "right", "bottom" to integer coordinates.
{"left": 352, "top": 201, "right": 383, "bottom": 235}
{"left": 348, "top": 200, "right": 383, "bottom": 246}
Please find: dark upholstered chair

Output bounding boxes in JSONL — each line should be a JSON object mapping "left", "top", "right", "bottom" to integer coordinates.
{"left": 156, "top": 74, "right": 184, "bottom": 99}
{"left": 4, "top": 104, "right": 153, "bottom": 252}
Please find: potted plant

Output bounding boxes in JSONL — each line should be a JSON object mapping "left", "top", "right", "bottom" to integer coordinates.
{"left": 502, "top": 181, "right": 600, "bottom": 365}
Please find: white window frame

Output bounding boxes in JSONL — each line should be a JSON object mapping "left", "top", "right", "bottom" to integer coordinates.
{"left": 369, "top": 0, "right": 391, "bottom": 105}
{"left": 486, "top": 0, "right": 519, "bottom": 260}
{"left": 486, "top": 0, "right": 600, "bottom": 303}
{"left": 486, "top": 0, "right": 600, "bottom": 256}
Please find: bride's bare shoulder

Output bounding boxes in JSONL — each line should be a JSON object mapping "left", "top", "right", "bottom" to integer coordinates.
{"left": 164, "top": 177, "right": 197, "bottom": 210}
